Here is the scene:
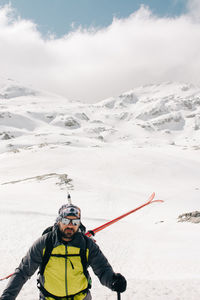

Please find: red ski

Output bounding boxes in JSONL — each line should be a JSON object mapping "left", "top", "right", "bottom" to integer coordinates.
{"left": 0, "top": 273, "right": 15, "bottom": 281}
{"left": 0, "top": 193, "right": 163, "bottom": 281}
{"left": 85, "top": 192, "right": 164, "bottom": 237}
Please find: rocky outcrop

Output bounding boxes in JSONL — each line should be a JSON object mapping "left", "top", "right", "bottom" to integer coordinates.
{"left": 178, "top": 211, "right": 200, "bottom": 223}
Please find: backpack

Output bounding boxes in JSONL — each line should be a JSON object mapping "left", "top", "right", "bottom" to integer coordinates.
{"left": 37, "top": 224, "right": 92, "bottom": 299}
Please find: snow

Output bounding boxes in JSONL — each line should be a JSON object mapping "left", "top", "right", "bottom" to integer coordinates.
{"left": 0, "top": 78, "right": 200, "bottom": 299}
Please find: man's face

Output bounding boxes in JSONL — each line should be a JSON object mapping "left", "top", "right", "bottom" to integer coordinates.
{"left": 58, "top": 216, "right": 80, "bottom": 240}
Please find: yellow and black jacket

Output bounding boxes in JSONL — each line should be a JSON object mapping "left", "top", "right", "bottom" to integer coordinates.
{"left": 0, "top": 226, "right": 114, "bottom": 300}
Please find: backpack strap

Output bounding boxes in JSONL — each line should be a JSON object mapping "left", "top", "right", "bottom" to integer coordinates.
{"left": 40, "top": 231, "right": 54, "bottom": 276}
{"left": 42, "top": 225, "right": 53, "bottom": 235}
{"left": 81, "top": 235, "right": 92, "bottom": 289}
{"left": 80, "top": 236, "right": 88, "bottom": 275}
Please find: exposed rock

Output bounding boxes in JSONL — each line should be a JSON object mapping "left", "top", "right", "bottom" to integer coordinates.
{"left": 119, "top": 112, "right": 129, "bottom": 120}
{"left": 151, "top": 112, "right": 185, "bottom": 131}
{"left": 100, "top": 98, "right": 116, "bottom": 109}
{"left": 1, "top": 173, "right": 73, "bottom": 190}
{"left": 118, "top": 92, "right": 138, "bottom": 105}
{"left": 164, "top": 130, "right": 171, "bottom": 134}
{"left": 181, "top": 85, "right": 190, "bottom": 91}
{"left": 92, "top": 127, "right": 106, "bottom": 134}
{"left": 0, "top": 132, "right": 13, "bottom": 140}
{"left": 194, "top": 115, "right": 200, "bottom": 130}
{"left": 2, "top": 133, "right": 12, "bottom": 140}
{"left": 1, "top": 85, "right": 37, "bottom": 99}
{"left": 75, "top": 112, "right": 89, "bottom": 121}
{"left": 137, "top": 122, "right": 155, "bottom": 131}
{"left": 64, "top": 117, "right": 80, "bottom": 129}
{"left": 194, "top": 97, "right": 200, "bottom": 106}
{"left": 186, "top": 113, "right": 196, "bottom": 118}
{"left": 136, "top": 100, "right": 169, "bottom": 121}
{"left": 91, "top": 120, "right": 104, "bottom": 124}
{"left": 178, "top": 211, "right": 200, "bottom": 223}
{"left": 97, "top": 135, "right": 104, "bottom": 141}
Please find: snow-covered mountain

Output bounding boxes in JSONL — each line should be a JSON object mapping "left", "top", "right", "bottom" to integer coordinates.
{"left": 1, "top": 78, "right": 200, "bottom": 300}
{"left": 0, "top": 79, "right": 200, "bottom": 154}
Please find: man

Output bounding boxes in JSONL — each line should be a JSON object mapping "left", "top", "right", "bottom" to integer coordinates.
{"left": 0, "top": 203, "right": 127, "bottom": 299}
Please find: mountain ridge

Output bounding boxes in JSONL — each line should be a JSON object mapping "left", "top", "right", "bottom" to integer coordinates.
{"left": 0, "top": 78, "right": 200, "bottom": 153}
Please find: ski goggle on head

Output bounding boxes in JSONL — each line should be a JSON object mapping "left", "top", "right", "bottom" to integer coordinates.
{"left": 59, "top": 205, "right": 81, "bottom": 219}
{"left": 61, "top": 218, "right": 81, "bottom": 226}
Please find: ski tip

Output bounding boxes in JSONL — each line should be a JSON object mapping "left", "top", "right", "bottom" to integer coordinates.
{"left": 149, "top": 192, "right": 155, "bottom": 201}
{"left": 149, "top": 193, "right": 164, "bottom": 204}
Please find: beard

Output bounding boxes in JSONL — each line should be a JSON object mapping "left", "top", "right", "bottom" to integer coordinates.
{"left": 59, "top": 225, "right": 77, "bottom": 240}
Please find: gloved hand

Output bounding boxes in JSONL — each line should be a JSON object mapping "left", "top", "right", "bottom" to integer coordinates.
{"left": 111, "top": 273, "right": 127, "bottom": 293}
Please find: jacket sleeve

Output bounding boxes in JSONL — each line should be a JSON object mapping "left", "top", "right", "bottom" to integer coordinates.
{"left": 0, "top": 236, "right": 46, "bottom": 300}
{"left": 87, "top": 238, "right": 115, "bottom": 289}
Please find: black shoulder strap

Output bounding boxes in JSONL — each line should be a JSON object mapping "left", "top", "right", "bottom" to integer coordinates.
{"left": 80, "top": 235, "right": 91, "bottom": 283}
{"left": 80, "top": 236, "right": 87, "bottom": 270}
{"left": 42, "top": 226, "right": 53, "bottom": 235}
{"left": 79, "top": 223, "right": 86, "bottom": 233}
{"left": 40, "top": 231, "right": 54, "bottom": 276}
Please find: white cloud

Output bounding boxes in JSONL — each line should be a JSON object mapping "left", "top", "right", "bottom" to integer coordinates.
{"left": 0, "top": 3, "right": 200, "bottom": 102}
{"left": 187, "top": 0, "right": 200, "bottom": 21}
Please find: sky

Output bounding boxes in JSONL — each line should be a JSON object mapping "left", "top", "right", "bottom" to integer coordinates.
{"left": 0, "top": 0, "right": 200, "bottom": 102}
{"left": 0, "top": 0, "right": 188, "bottom": 37}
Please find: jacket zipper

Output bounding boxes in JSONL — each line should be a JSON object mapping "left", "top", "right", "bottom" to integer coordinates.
{"left": 65, "top": 245, "right": 68, "bottom": 296}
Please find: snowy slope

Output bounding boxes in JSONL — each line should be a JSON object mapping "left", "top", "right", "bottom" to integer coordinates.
{"left": 0, "top": 78, "right": 200, "bottom": 300}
